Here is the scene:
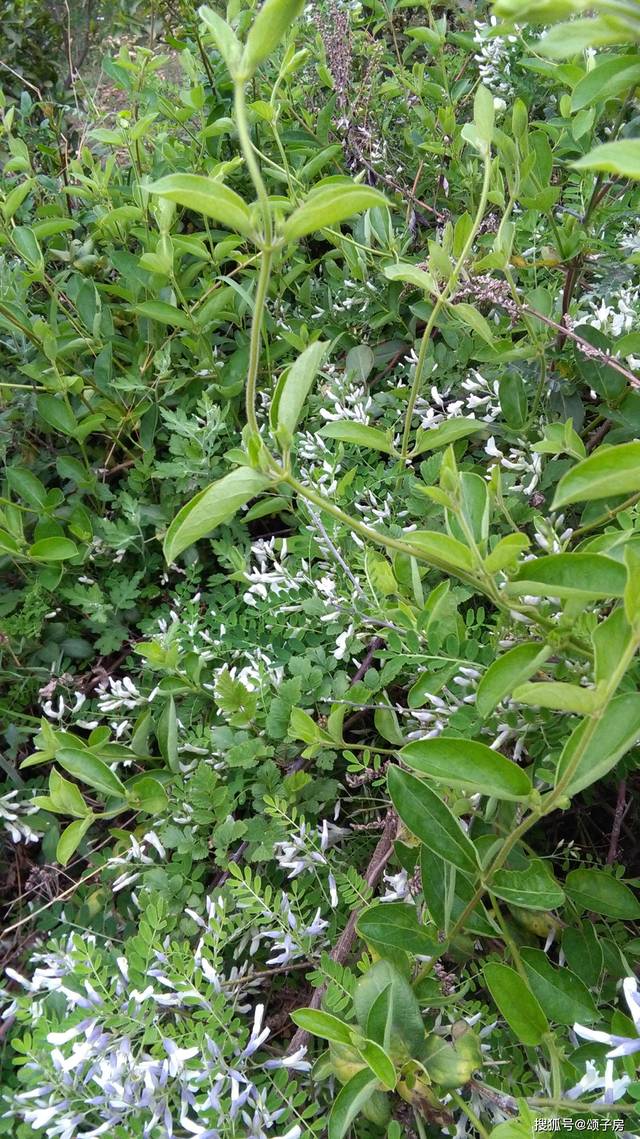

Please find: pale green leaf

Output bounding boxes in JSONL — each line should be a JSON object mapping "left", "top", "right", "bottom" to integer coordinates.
{"left": 283, "top": 184, "right": 387, "bottom": 241}
{"left": 148, "top": 174, "right": 254, "bottom": 236}
{"left": 163, "top": 467, "right": 272, "bottom": 562}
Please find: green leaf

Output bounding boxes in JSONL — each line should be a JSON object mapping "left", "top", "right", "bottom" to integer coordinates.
{"left": 562, "top": 925, "right": 603, "bottom": 988}
{"left": 357, "top": 903, "right": 441, "bottom": 957}
{"left": 552, "top": 442, "right": 640, "bottom": 508}
{"left": 48, "top": 768, "right": 89, "bottom": 818}
{"left": 474, "top": 83, "right": 495, "bottom": 149}
{"left": 507, "top": 553, "right": 627, "bottom": 600}
{"left": 383, "top": 262, "right": 437, "bottom": 292}
{"left": 555, "top": 692, "right": 640, "bottom": 797}
{"left": 55, "top": 748, "right": 127, "bottom": 799}
{"left": 573, "top": 140, "right": 640, "bottom": 179}
{"left": 365, "top": 985, "right": 393, "bottom": 1051}
{"left": 28, "top": 538, "right": 79, "bottom": 562}
{"left": 242, "top": 0, "right": 305, "bottom": 73}
{"left": 271, "top": 341, "right": 330, "bottom": 444}
{"left": 0, "top": 529, "right": 20, "bottom": 555}
{"left": 283, "top": 184, "right": 387, "bottom": 242}
{"left": 290, "top": 1008, "right": 354, "bottom": 1045}
{"left": 413, "top": 418, "right": 487, "bottom": 456}
{"left": 157, "top": 697, "right": 178, "bottom": 772}
{"left": 476, "top": 644, "right": 551, "bottom": 719}
{"left": 405, "top": 530, "right": 474, "bottom": 573}
{"left": 521, "top": 947, "right": 598, "bottom": 1025}
{"left": 328, "top": 1069, "right": 380, "bottom": 1139}
{"left": 319, "top": 421, "right": 394, "bottom": 454}
{"left": 400, "top": 737, "right": 532, "bottom": 801}
{"left": 539, "top": 17, "right": 630, "bottom": 59}
{"left": 356, "top": 1038, "right": 396, "bottom": 1090}
{"left": 483, "top": 962, "right": 549, "bottom": 1046}
{"left": 134, "top": 301, "right": 193, "bottom": 330}
{"left": 511, "top": 681, "right": 601, "bottom": 715}
{"left": 164, "top": 467, "right": 272, "bottom": 562}
{"left": 572, "top": 55, "right": 640, "bottom": 112}
{"left": 421, "top": 846, "right": 497, "bottom": 936}
{"left": 353, "top": 960, "right": 425, "bottom": 1055}
{"left": 491, "top": 860, "right": 565, "bottom": 912}
{"left": 198, "top": 5, "right": 242, "bottom": 72}
{"left": 565, "top": 869, "right": 640, "bottom": 919}
{"left": 7, "top": 468, "right": 47, "bottom": 509}
{"left": 12, "top": 225, "right": 43, "bottom": 272}
{"left": 36, "top": 394, "right": 78, "bottom": 436}
{"left": 388, "top": 766, "right": 479, "bottom": 876}
{"left": 448, "top": 302, "right": 495, "bottom": 345}
{"left": 148, "top": 174, "right": 254, "bottom": 236}
{"left": 126, "top": 776, "right": 168, "bottom": 814}
{"left": 56, "top": 816, "right": 94, "bottom": 867}
{"left": 499, "top": 373, "right": 528, "bottom": 429}
{"left": 593, "top": 607, "right": 633, "bottom": 684}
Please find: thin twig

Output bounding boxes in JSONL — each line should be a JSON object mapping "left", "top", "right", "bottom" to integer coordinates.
{"left": 350, "top": 636, "right": 385, "bottom": 686}
{"left": 607, "top": 779, "right": 628, "bottom": 866}
{"left": 521, "top": 307, "right": 640, "bottom": 390}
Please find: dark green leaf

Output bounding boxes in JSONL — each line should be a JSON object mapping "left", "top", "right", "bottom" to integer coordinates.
{"left": 483, "top": 962, "right": 549, "bottom": 1046}
{"left": 357, "top": 903, "right": 440, "bottom": 957}
{"left": 565, "top": 869, "right": 640, "bottom": 919}
{"left": 388, "top": 766, "right": 479, "bottom": 875}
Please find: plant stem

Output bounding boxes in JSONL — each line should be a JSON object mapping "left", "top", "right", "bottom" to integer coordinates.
{"left": 449, "top": 1090, "right": 492, "bottom": 1139}
{"left": 399, "top": 151, "right": 492, "bottom": 462}
{"left": 245, "top": 247, "right": 273, "bottom": 436}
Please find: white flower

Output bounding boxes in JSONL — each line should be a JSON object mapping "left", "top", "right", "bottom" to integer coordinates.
{"left": 162, "top": 1038, "right": 199, "bottom": 1076}
{"left": 566, "top": 1058, "right": 630, "bottom": 1104}
{"left": 574, "top": 976, "right": 640, "bottom": 1059}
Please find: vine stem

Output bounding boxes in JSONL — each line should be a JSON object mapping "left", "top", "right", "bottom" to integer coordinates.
{"left": 399, "top": 150, "right": 492, "bottom": 462}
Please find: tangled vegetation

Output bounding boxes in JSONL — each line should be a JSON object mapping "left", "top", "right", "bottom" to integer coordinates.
{"left": 2, "top": 0, "right": 640, "bottom": 1135}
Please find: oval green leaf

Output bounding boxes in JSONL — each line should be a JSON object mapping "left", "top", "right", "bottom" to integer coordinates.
{"left": 572, "top": 140, "right": 640, "bottom": 179}
{"left": 476, "top": 643, "right": 551, "bottom": 719}
{"left": 521, "top": 947, "right": 598, "bottom": 1025}
{"left": 491, "top": 860, "right": 565, "bottom": 912}
{"left": 55, "top": 749, "right": 127, "bottom": 799}
{"left": 328, "top": 1069, "right": 380, "bottom": 1139}
{"left": 555, "top": 692, "right": 640, "bottom": 797}
{"left": 319, "top": 421, "right": 394, "bottom": 454}
{"left": 148, "top": 174, "right": 254, "bottom": 236}
{"left": 356, "top": 1038, "right": 396, "bottom": 1090}
{"left": 28, "top": 538, "right": 79, "bottom": 562}
{"left": 401, "top": 736, "right": 532, "bottom": 801}
{"left": 507, "top": 553, "right": 627, "bottom": 600}
{"left": 388, "top": 766, "right": 479, "bottom": 876}
{"left": 56, "top": 815, "right": 94, "bottom": 867}
{"left": 290, "top": 1008, "right": 354, "bottom": 1046}
{"left": 413, "top": 417, "right": 487, "bottom": 456}
{"left": 163, "top": 467, "right": 272, "bottom": 562}
{"left": 271, "top": 340, "right": 330, "bottom": 443}
{"left": 357, "top": 902, "right": 441, "bottom": 957}
{"left": 283, "top": 184, "right": 387, "bottom": 242}
{"left": 552, "top": 442, "right": 640, "bottom": 510}
{"left": 483, "top": 962, "right": 549, "bottom": 1046}
{"left": 565, "top": 869, "right": 640, "bottom": 919}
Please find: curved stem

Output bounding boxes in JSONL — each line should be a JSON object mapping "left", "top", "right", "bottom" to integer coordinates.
{"left": 234, "top": 81, "right": 272, "bottom": 246}
{"left": 399, "top": 152, "right": 492, "bottom": 462}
